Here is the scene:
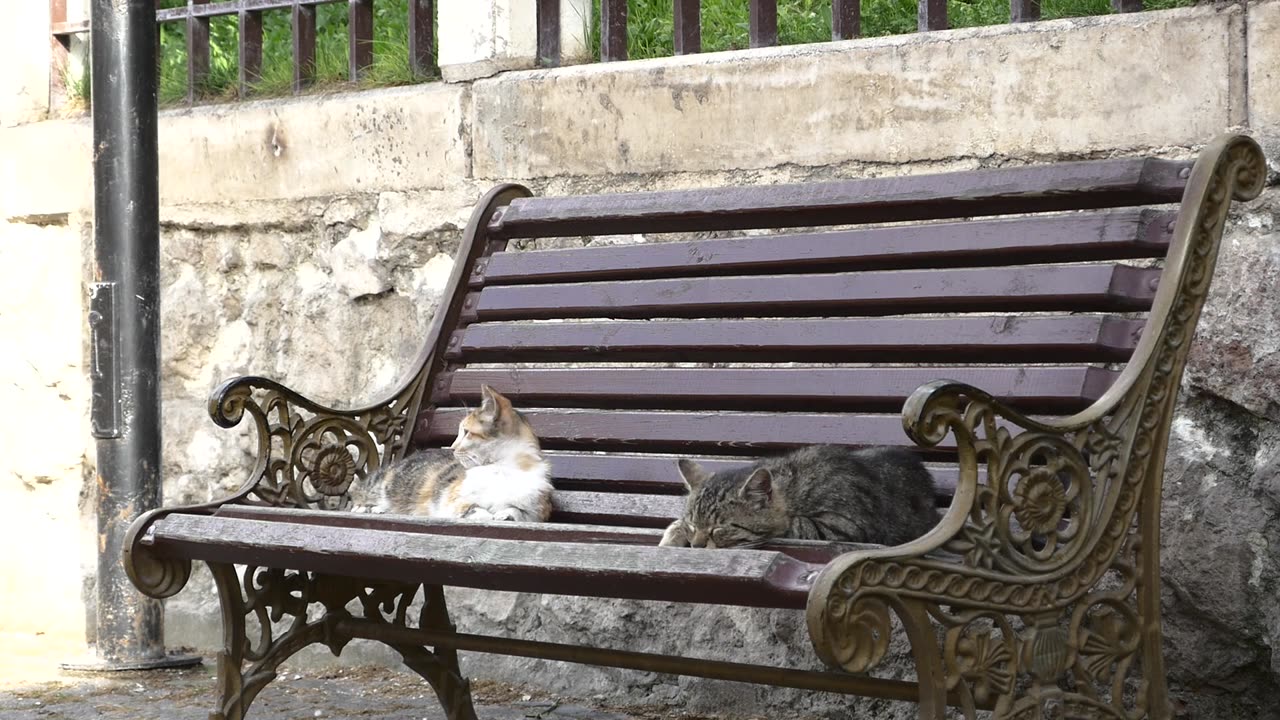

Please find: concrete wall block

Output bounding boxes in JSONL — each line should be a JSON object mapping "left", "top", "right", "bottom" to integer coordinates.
{"left": 472, "top": 5, "right": 1239, "bottom": 180}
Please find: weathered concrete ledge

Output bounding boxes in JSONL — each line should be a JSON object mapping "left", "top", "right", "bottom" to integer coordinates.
{"left": 1, "top": 82, "right": 470, "bottom": 217}
{"left": 472, "top": 5, "right": 1243, "bottom": 179}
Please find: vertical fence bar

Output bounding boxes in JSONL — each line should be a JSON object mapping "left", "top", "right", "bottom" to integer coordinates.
{"left": 748, "top": 0, "right": 777, "bottom": 48}
{"left": 187, "top": 0, "right": 211, "bottom": 102}
{"left": 673, "top": 0, "right": 700, "bottom": 55}
{"left": 918, "top": 0, "right": 946, "bottom": 30}
{"left": 1009, "top": 0, "right": 1040, "bottom": 21}
{"left": 292, "top": 1, "right": 317, "bottom": 93}
{"left": 1111, "top": 0, "right": 1142, "bottom": 11}
{"left": 349, "top": 0, "right": 374, "bottom": 81}
{"left": 832, "top": 0, "right": 859, "bottom": 39}
{"left": 409, "top": 0, "right": 433, "bottom": 76}
{"left": 538, "top": 0, "right": 562, "bottom": 67}
{"left": 600, "top": 0, "right": 627, "bottom": 61}
{"left": 239, "top": 9, "right": 263, "bottom": 95}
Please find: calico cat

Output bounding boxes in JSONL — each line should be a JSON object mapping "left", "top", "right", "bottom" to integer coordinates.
{"left": 659, "top": 445, "right": 937, "bottom": 548}
{"left": 349, "top": 385, "right": 553, "bottom": 522}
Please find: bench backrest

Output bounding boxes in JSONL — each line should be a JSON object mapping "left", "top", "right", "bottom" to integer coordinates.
{"left": 406, "top": 158, "right": 1193, "bottom": 529}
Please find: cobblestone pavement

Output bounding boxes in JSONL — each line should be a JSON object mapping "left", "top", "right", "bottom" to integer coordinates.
{"left": 0, "top": 663, "right": 708, "bottom": 720}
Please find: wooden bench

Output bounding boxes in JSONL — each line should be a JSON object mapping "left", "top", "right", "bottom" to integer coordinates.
{"left": 125, "top": 134, "right": 1266, "bottom": 720}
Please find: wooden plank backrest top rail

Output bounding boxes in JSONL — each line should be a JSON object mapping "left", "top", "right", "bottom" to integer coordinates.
{"left": 448, "top": 315, "right": 1145, "bottom": 363}
{"left": 468, "top": 264, "right": 1160, "bottom": 321}
{"left": 486, "top": 158, "right": 1190, "bottom": 238}
{"left": 477, "top": 209, "right": 1176, "bottom": 286}
{"left": 432, "top": 366, "right": 1119, "bottom": 414}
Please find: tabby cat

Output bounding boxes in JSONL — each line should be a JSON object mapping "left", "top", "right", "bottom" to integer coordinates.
{"left": 349, "top": 385, "right": 553, "bottom": 521}
{"left": 659, "top": 445, "right": 937, "bottom": 548}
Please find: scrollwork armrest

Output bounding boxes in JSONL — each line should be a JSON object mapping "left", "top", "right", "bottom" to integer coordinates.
{"left": 808, "top": 380, "right": 1102, "bottom": 674}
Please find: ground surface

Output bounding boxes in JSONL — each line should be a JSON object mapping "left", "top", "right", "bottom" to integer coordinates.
{"left": 0, "top": 660, "right": 717, "bottom": 720}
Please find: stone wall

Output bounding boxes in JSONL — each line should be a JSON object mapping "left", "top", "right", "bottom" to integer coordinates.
{"left": 1, "top": 2, "right": 1278, "bottom": 716}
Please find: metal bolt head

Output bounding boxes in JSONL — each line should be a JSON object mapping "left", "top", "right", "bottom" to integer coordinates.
{"left": 1178, "top": 167, "right": 1191, "bottom": 179}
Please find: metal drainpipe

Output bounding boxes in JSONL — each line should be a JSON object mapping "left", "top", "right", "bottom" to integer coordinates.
{"left": 63, "top": 0, "right": 200, "bottom": 672}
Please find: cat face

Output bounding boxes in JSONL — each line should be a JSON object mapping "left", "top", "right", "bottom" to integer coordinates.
{"left": 674, "top": 459, "right": 788, "bottom": 548}
{"left": 449, "top": 385, "right": 540, "bottom": 468}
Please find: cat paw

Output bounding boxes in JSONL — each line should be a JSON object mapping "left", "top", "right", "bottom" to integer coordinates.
{"left": 659, "top": 522, "right": 691, "bottom": 547}
{"left": 463, "top": 507, "right": 496, "bottom": 521}
{"left": 493, "top": 510, "right": 521, "bottom": 522}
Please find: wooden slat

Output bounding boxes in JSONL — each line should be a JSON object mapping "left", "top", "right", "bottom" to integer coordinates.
{"left": 292, "top": 2, "right": 317, "bottom": 93}
{"left": 418, "top": 408, "right": 988, "bottom": 453}
{"left": 409, "top": 0, "right": 434, "bottom": 76}
{"left": 486, "top": 159, "right": 1189, "bottom": 239}
{"left": 600, "top": 0, "right": 627, "bottom": 61}
{"left": 477, "top": 209, "right": 1175, "bottom": 285}
{"left": 238, "top": 9, "right": 263, "bottom": 96}
{"left": 213, "top": 505, "right": 875, "bottom": 564}
{"left": 434, "top": 366, "right": 1119, "bottom": 414}
{"left": 919, "top": 0, "right": 947, "bottom": 30}
{"left": 1010, "top": 0, "right": 1040, "bottom": 22}
{"left": 551, "top": 490, "right": 684, "bottom": 527}
{"left": 449, "top": 315, "right": 1145, "bottom": 363}
{"left": 540, "top": 452, "right": 967, "bottom": 497}
{"left": 472, "top": 264, "right": 1159, "bottom": 321}
{"left": 348, "top": 0, "right": 375, "bottom": 81}
{"left": 833, "top": 0, "right": 859, "bottom": 38}
{"left": 748, "top": 0, "right": 778, "bottom": 47}
{"left": 188, "top": 0, "right": 212, "bottom": 103}
{"left": 150, "top": 514, "right": 816, "bottom": 607}
{"left": 537, "top": 0, "right": 561, "bottom": 67}
{"left": 674, "top": 0, "right": 701, "bottom": 55}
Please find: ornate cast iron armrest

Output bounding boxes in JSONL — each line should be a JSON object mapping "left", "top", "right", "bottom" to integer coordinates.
{"left": 806, "top": 379, "right": 1095, "bottom": 675}
{"left": 125, "top": 372, "right": 423, "bottom": 599}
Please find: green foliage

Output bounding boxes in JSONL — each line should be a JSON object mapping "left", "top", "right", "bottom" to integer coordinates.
{"left": 153, "top": 0, "right": 423, "bottom": 106}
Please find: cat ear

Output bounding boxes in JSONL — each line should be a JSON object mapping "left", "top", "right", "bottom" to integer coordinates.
{"left": 676, "top": 459, "right": 710, "bottom": 492}
{"left": 738, "top": 468, "right": 773, "bottom": 506}
{"left": 479, "top": 385, "right": 504, "bottom": 418}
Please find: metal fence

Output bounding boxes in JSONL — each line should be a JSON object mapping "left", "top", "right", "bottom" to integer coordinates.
{"left": 51, "top": 0, "right": 434, "bottom": 102}
{"left": 52, "top": 0, "right": 1148, "bottom": 105}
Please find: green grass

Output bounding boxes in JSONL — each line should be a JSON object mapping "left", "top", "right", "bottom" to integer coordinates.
{"left": 65, "top": 0, "right": 1195, "bottom": 107}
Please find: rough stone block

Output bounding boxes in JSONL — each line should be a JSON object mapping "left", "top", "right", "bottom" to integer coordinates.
{"left": 473, "top": 6, "right": 1237, "bottom": 180}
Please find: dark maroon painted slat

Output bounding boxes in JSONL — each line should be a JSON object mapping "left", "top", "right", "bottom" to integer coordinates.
{"left": 832, "top": 0, "right": 859, "bottom": 38}
{"left": 748, "top": 0, "right": 778, "bottom": 47}
{"left": 213, "top": 505, "right": 870, "bottom": 564}
{"left": 551, "top": 491, "right": 684, "bottom": 527}
{"left": 476, "top": 209, "right": 1175, "bottom": 285}
{"left": 187, "top": 0, "right": 212, "bottom": 103}
{"left": 434, "top": 366, "right": 1119, "bottom": 414}
{"left": 486, "top": 159, "right": 1189, "bottom": 238}
{"left": 537, "top": 0, "right": 561, "bottom": 67}
{"left": 238, "top": 9, "right": 263, "bottom": 95}
{"left": 1010, "top": 0, "right": 1040, "bottom": 22}
{"left": 674, "top": 0, "right": 701, "bottom": 54}
{"left": 539, "top": 452, "right": 966, "bottom": 498}
{"left": 348, "top": 0, "right": 374, "bottom": 81}
{"left": 418, "top": 408, "right": 982, "bottom": 453}
{"left": 409, "top": 0, "right": 434, "bottom": 76}
{"left": 449, "top": 315, "right": 1145, "bottom": 363}
{"left": 473, "top": 264, "right": 1159, "bottom": 321}
{"left": 151, "top": 514, "right": 816, "bottom": 608}
{"left": 600, "top": 0, "right": 627, "bottom": 61}
{"left": 292, "top": 3, "right": 317, "bottom": 93}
